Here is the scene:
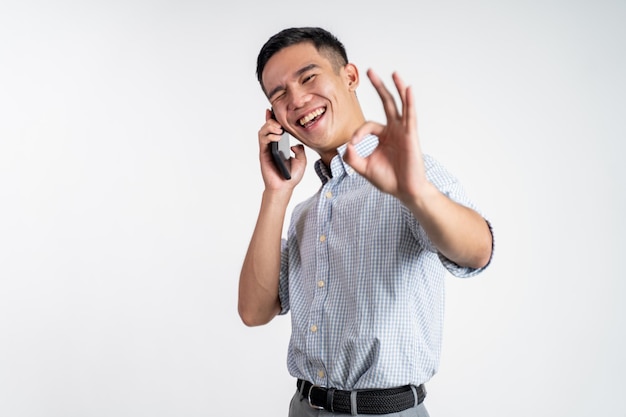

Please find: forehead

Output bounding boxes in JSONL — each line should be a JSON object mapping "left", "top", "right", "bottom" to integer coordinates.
{"left": 262, "top": 43, "right": 332, "bottom": 90}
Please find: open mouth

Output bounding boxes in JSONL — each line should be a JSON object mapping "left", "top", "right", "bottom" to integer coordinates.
{"left": 298, "top": 107, "right": 326, "bottom": 128}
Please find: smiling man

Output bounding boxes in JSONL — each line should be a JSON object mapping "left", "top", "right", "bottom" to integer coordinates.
{"left": 239, "top": 27, "right": 494, "bottom": 417}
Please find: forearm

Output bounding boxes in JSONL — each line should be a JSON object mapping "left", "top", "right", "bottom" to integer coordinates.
{"left": 238, "top": 189, "right": 292, "bottom": 326}
{"left": 403, "top": 182, "right": 492, "bottom": 269}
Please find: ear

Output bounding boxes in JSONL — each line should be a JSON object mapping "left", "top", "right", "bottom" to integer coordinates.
{"left": 344, "top": 63, "right": 360, "bottom": 91}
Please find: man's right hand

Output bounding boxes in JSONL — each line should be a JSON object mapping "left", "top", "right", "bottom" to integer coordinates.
{"left": 259, "top": 108, "right": 307, "bottom": 191}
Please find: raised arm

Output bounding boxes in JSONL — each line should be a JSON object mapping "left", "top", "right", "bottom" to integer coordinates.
{"left": 343, "top": 70, "right": 492, "bottom": 269}
{"left": 238, "top": 110, "right": 306, "bottom": 326}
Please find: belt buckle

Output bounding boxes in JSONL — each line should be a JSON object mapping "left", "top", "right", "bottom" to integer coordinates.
{"left": 307, "top": 384, "right": 325, "bottom": 410}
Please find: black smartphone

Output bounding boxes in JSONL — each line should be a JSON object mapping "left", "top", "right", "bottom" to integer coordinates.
{"left": 270, "top": 111, "right": 291, "bottom": 180}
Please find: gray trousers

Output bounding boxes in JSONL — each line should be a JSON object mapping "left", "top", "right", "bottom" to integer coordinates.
{"left": 288, "top": 390, "right": 431, "bottom": 417}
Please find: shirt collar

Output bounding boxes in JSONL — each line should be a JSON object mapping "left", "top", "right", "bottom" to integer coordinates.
{"left": 314, "top": 135, "right": 379, "bottom": 184}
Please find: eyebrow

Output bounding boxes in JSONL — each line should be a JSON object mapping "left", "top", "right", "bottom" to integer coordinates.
{"left": 267, "top": 63, "right": 320, "bottom": 100}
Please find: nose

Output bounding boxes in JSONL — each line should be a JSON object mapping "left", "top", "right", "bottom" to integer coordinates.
{"left": 287, "top": 85, "right": 310, "bottom": 111}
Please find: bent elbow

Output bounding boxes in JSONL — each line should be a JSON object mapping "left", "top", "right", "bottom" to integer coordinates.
{"left": 474, "top": 250, "right": 492, "bottom": 270}
{"left": 238, "top": 305, "right": 259, "bottom": 327}
{"left": 239, "top": 311, "right": 264, "bottom": 327}
{"left": 238, "top": 303, "right": 276, "bottom": 327}
{"left": 473, "top": 228, "right": 494, "bottom": 269}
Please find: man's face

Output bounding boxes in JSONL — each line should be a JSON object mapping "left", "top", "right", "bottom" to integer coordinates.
{"left": 262, "top": 42, "right": 361, "bottom": 162}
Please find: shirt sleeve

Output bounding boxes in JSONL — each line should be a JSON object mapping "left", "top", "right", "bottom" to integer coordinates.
{"left": 404, "top": 154, "right": 494, "bottom": 278}
{"left": 278, "top": 237, "right": 290, "bottom": 315}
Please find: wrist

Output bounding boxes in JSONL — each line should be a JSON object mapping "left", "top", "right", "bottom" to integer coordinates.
{"left": 262, "top": 187, "right": 293, "bottom": 207}
{"left": 398, "top": 180, "right": 439, "bottom": 214}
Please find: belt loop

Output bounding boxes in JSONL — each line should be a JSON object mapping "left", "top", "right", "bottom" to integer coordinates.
{"left": 410, "top": 385, "right": 418, "bottom": 407}
{"left": 327, "top": 388, "right": 336, "bottom": 412}
{"left": 350, "top": 391, "right": 358, "bottom": 416}
{"left": 298, "top": 380, "right": 306, "bottom": 397}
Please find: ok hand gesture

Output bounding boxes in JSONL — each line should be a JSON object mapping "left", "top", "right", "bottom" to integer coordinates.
{"left": 343, "top": 69, "right": 429, "bottom": 206}
{"left": 345, "top": 69, "right": 493, "bottom": 269}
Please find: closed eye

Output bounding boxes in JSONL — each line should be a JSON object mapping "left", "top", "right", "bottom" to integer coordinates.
{"left": 269, "top": 90, "right": 286, "bottom": 104}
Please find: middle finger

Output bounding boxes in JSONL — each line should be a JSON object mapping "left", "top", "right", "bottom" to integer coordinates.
{"left": 367, "top": 68, "right": 400, "bottom": 121}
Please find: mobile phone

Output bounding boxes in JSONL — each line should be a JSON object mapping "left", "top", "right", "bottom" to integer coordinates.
{"left": 270, "top": 111, "right": 291, "bottom": 180}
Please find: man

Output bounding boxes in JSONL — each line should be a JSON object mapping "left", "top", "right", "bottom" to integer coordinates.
{"left": 239, "top": 27, "right": 494, "bottom": 416}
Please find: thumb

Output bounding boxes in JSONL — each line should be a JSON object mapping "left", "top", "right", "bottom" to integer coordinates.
{"left": 291, "top": 144, "right": 307, "bottom": 174}
{"left": 292, "top": 143, "right": 306, "bottom": 160}
{"left": 343, "top": 142, "right": 368, "bottom": 176}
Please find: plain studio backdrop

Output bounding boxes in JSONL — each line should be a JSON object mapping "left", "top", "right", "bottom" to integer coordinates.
{"left": 1, "top": 0, "right": 624, "bottom": 416}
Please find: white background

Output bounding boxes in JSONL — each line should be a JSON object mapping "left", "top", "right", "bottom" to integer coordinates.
{"left": 1, "top": 0, "right": 624, "bottom": 416}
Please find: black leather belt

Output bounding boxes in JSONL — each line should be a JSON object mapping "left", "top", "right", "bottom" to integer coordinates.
{"left": 297, "top": 379, "right": 426, "bottom": 415}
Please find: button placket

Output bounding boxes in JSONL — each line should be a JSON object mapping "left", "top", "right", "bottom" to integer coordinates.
{"left": 308, "top": 180, "right": 334, "bottom": 387}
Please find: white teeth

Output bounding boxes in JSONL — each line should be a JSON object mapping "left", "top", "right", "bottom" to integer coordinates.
{"left": 299, "top": 108, "right": 325, "bottom": 126}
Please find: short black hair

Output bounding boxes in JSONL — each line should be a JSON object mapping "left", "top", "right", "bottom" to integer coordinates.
{"left": 256, "top": 27, "right": 349, "bottom": 94}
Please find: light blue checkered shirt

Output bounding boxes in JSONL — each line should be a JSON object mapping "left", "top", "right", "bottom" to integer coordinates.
{"left": 278, "top": 135, "right": 491, "bottom": 390}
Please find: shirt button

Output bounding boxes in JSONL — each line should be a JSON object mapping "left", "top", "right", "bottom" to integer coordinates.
{"left": 325, "top": 191, "right": 333, "bottom": 199}
{"left": 310, "top": 324, "right": 318, "bottom": 333}
{"left": 317, "top": 280, "right": 325, "bottom": 288}
{"left": 319, "top": 235, "right": 326, "bottom": 242}
{"left": 317, "top": 370, "right": 325, "bottom": 378}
